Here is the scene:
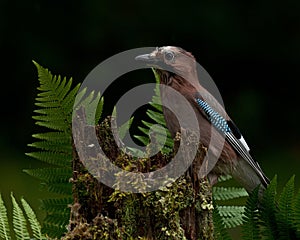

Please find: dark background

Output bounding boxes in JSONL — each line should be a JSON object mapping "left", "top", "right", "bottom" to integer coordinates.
{"left": 0, "top": 0, "right": 299, "bottom": 227}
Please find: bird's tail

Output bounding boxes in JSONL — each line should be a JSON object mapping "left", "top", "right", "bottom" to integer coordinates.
{"left": 232, "top": 158, "right": 269, "bottom": 197}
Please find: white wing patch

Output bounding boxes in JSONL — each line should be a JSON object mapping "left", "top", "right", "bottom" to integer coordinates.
{"left": 239, "top": 136, "right": 250, "bottom": 152}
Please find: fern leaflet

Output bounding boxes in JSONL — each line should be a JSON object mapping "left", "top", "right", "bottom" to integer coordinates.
{"left": 260, "top": 175, "right": 279, "bottom": 239}
{"left": 25, "top": 62, "right": 77, "bottom": 237}
{"left": 21, "top": 198, "right": 45, "bottom": 240}
{"left": 0, "top": 194, "right": 10, "bottom": 240}
{"left": 242, "top": 187, "right": 260, "bottom": 240}
{"left": 217, "top": 206, "right": 245, "bottom": 228}
{"left": 213, "top": 187, "right": 248, "bottom": 201}
{"left": 11, "top": 193, "right": 30, "bottom": 240}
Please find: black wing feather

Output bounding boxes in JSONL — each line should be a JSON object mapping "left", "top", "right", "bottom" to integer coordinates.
{"left": 194, "top": 96, "right": 270, "bottom": 188}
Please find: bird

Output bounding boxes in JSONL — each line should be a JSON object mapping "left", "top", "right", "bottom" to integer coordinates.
{"left": 135, "top": 46, "right": 269, "bottom": 195}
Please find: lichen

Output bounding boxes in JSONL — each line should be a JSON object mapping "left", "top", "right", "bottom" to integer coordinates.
{"left": 66, "top": 116, "right": 215, "bottom": 239}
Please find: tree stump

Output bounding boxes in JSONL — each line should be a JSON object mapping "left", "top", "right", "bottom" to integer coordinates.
{"left": 64, "top": 113, "right": 214, "bottom": 240}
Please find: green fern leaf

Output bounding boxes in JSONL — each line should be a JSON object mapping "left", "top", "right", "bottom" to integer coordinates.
{"left": 213, "top": 187, "right": 248, "bottom": 201}
{"left": 21, "top": 198, "right": 45, "bottom": 240}
{"left": 25, "top": 152, "right": 71, "bottom": 167}
{"left": 118, "top": 117, "right": 134, "bottom": 140}
{"left": 43, "top": 183, "right": 72, "bottom": 195}
{"left": 277, "top": 176, "right": 296, "bottom": 239}
{"left": 278, "top": 176, "right": 295, "bottom": 223}
{"left": 213, "top": 206, "right": 231, "bottom": 240}
{"left": 294, "top": 189, "right": 300, "bottom": 236}
{"left": 138, "top": 126, "right": 173, "bottom": 147}
{"left": 260, "top": 175, "right": 279, "bottom": 239}
{"left": 72, "top": 87, "right": 87, "bottom": 108}
{"left": 217, "top": 175, "right": 232, "bottom": 183}
{"left": 41, "top": 198, "right": 72, "bottom": 238}
{"left": 0, "top": 194, "right": 10, "bottom": 240}
{"left": 62, "top": 82, "right": 82, "bottom": 112}
{"left": 75, "top": 90, "right": 98, "bottom": 124}
{"left": 217, "top": 206, "right": 245, "bottom": 228}
{"left": 57, "top": 77, "right": 72, "bottom": 100}
{"left": 34, "top": 119, "right": 70, "bottom": 131}
{"left": 137, "top": 126, "right": 150, "bottom": 136}
{"left": 242, "top": 187, "right": 260, "bottom": 240}
{"left": 42, "top": 222, "right": 67, "bottom": 239}
{"left": 34, "top": 107, "right": 66, "bottom": 116}
{"left": 41, "top": 198, "right": 72, "bottom": 214}
{"left": 95, "top": 96, "right": 104, "bottom": 124}
{"left": 73, "top": 89, "right": 104, "bottom": 125}
{"left": 11, "top": 193, "right": 30, "bottom": 240}
{"left": 32, "top": 61, "right": 75, "bottom": 132}
{"left": 28, "top": 141, "right": 72, "bottom": 153}
{"left": 146, "top": 109, "right": 167, "bottom": 126}
{"left": 24, "top": 168, "right": 72, "bottom": 183}
{"left": 26, "top": 62, "right": 80, "bottom": 238}
{"left": 133, "top": 68, "right": 174, "bottom": 155}
{"left": 43, "top": 212, "right": 71, "bottom": 237}
{"left": 32, "top": 132, "right": 70, "bottom": 143}
{"left": 150, "top": 102, "right": 163, "bottom": 112}
{"left": 133, "top": 135, "right": 150, "bottom": 146}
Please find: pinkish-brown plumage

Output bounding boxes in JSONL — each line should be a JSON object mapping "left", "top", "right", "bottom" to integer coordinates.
{"left": 135, "top": 46, "right": 269, "bottom": 194}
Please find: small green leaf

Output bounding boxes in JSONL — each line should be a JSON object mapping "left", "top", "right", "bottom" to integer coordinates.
{"left": 11, "top": 193, "right": 30, "bottom": 240}
{"left": 0, "top": 194, "right": 10, "bottom": 240}
{"left": 213, "top": 187, "right": 248, "bottom": 201}
{"left": 21, "top": 198, "right": 44, "bottom": 240}
{"left": 118, "top": 117, "right": 134, "bottom": 140}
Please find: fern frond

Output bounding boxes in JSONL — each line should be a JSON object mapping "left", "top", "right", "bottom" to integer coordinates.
{"left": 277, "top": 176, "right": 297, "bottom": 239}
{"left": 33, "top": 119, "right": 71, "bottom": 131}
{"left": 26, "top": 62, "right": 78, "bottom": 238}
{"left": 42, "top": 222, "right": 67, "bottom": 239}
{"left": 43, "top": 183, "right": 73, "bottom": 195}
{"left": 118, "top": 117, "right": 134, "bottom": 140}
{"left": 41, "top": 198, "right": 72, "bottom": 214}
{"left": 44, "top": 213, "right": 70, "bottom": 227}
{"left": 213, "top": 187, "right": 248, "bottom": 201}
{"left": 62, "top": 83, "right": 82, "bottom": 112}
{"left": 32, "top": 132, "right": 70, "bottom": 143}
{"left": 217, "top": 206, "right": 245, "bottom": 228}
{"left": 42, "top": 211, "right": 71, "bottom": 237}
{"left": 133, "top": 135, "right": 150, "bottom": 146}
{"left": 242, "top": 187, "right": 260, "bottom": 240}
{"left": 0, "top": 194, "right": 10, "bottom": 240}
{"left": 32, "top": 62, "right": 76, "bottom": 132}
{"left": 21, "top": 198, "right": 44, "bottom": 240}
{"left": 146, "top": 109, "right": 167, "bottom": 126}
{"left": 28, "top": 141, "right": 72, "bottom": 153}
{"left": 213, "top": 206, "right": 231, "bottom": 240}
{"left": 41, "top": 198, "right": 72, "bottom": 238}
{"left": 25, "top": 151, "right": 71, "bottom": 167}
{"left": 278, "top": 176, "right": 295, "bottom": 224}
{"left": 260, "top": 175, "right": 279, "bottom": 239}
{"left": 217, "top": 175, "right": 232, "bottom": 183}
{"left": 11, "top": 193, "right": 30, "bottom": 240}
{"left": 133, "top": 69, "right": 174, "bottom": 154}
{"left": 294, "top": 189, "right": 300, "bottom": 236}
{"left": 138, "top": 126, "right": 174, "bottom": 148}
{"left": 73, "top": 89, "right": 104, "bottom": 125}
{"left": 95, "top": 96, "right": 104, "bottom": 124}
{"left": 24, "top": 168, "right": 72, "bottom": 183}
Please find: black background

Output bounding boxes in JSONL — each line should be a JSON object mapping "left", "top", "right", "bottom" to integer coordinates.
{"left": 0, "top": 0, "right": 299, "bottom": 206}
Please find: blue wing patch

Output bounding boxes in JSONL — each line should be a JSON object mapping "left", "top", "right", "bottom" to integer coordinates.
{"left": 195, "top": 97, "right": 269, "bottom": 187}
{"left": 196, "top": 98, "right": 231, "bottom": 134}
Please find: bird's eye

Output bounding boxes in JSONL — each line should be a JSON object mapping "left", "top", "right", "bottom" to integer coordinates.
{"left": 164, "top": 51, "right": 175, "bottom": 61}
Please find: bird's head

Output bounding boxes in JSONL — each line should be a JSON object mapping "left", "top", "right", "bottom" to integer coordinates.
{"left": 135, "top": 46, "right": 198, "bottom": 86}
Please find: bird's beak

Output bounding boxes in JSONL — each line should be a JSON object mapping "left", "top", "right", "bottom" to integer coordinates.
{"left": 135, "top": 54, "right": 159, "bottom": 64}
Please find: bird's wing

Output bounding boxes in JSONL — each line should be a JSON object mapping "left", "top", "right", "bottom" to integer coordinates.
{"left": 194, "top": 97, "right": 269, "bottom": 188}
